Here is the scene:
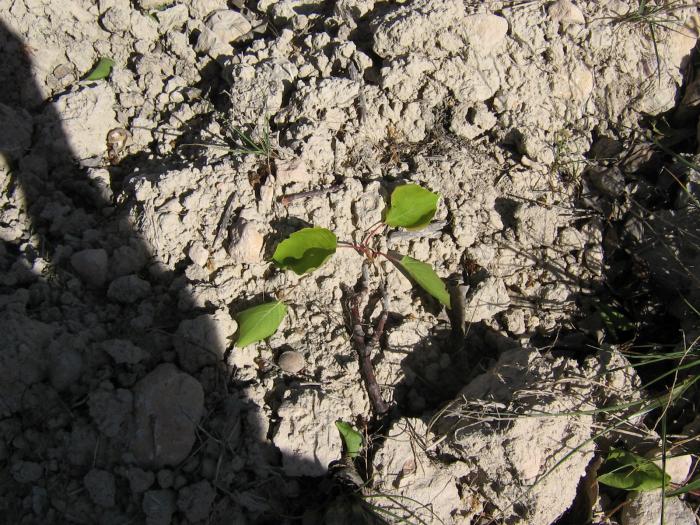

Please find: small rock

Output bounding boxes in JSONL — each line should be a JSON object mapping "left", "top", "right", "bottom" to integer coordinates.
{"left": 464, "top": 14, "right": 508, "bottom": 53}
{"left": 127, "top": 467, "right": 155, "bottom": 494}
{"left": 196, "top": 10, "right": 252, "bottom": 56}
{"left": 227, "top": 218, "right": 264, "bottom": 264}
{"left": 142, "top": 489, "right": 176, "bottom": 525}
{"left": 49, "top": 348, "right": 83, "bottom": 391}
{"left": 177, "top": 480, "right": 217, "bottom": 522}
{"left": 621, "top": 489, "right": 696, "bottom": 525}
{"left": 174, "top": 314, "right": 229, "bottom": 372}
{"left": 586, "top": 166, "right": 625, "bottom": 197}
{"left": 549, "top": 0, "right": 585, "bottom": 25}
{"left": 157, "top": 469, "right": 174, "bottom": 489}
{"left": 131, "top": 364, "right": 204, "bottom": 467}
{"left": 647, "top": 451, "right": 693, "bottom": 484}
{"left": 70, "top": 249, "right": 108, "bottom": 288}
{"left": 11, "top": 460, "right": 43, "bottom": 483}
{"left": 278, "top": 350, "right": 305, "bottom": 374}
{"left": 107, "top": 274, "right": 151, "bottom": 303}
{"left": 101, "top": 339, "right": 149, "bottom": 365}
{"left": 187, "top": 241, "right": 209, "bottom": 268}
{"left": 275, "top": 158, "right": 311, "bottom": 186}
{"left": 463, "top": 277, "right": 510, "bottom": 323}
{"left": 590, "top": 136, "right": 623, "bottom": 160}
{"left": 84, "top": 469, "right": 116, "bottom": 508}
{"left": 88, "top": 388, "right": 133, "bottom": 438}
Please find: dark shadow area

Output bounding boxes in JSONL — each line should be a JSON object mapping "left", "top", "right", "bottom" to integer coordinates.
{"left": 0, "top": 20, "right": 334, "bottom": 525}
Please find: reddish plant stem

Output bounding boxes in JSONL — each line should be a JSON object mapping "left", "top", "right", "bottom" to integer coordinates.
{"left": 343, "top": 266, "right": 390, "bottom": 417}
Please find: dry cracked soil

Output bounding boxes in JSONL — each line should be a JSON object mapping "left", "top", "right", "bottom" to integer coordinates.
{"left": 1, "top": 0, "right": 700, "bottom": 524}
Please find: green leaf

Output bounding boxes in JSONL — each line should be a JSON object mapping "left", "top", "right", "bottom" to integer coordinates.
{"left": 667, "top": 476, "right": 700, "bottom": 497}
{"left": 384, "top": 184, "right": 439, "bottom": 230}
{"left": 398, "top": 255, "right": 451, "bottom": 308}
{"left": 235, "top": 301, "right": 287, "bottom": 347}
{"left": 272, "top": 227, "right": 337, "bottom": 275}
{"left": 85, "top": 57, "right": 115, "bottom": 81}
{"left": 335, "top": 420, "right": 363, "bottom": 458}
{"left": 598, "top": 448, "right": 671, "bottom": 491}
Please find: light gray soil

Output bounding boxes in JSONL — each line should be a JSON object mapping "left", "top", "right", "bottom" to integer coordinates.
{"left": 1, "top": 1, "right": 698, "bottom": 524}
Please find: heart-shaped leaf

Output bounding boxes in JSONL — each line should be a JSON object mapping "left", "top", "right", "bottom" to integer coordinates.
{"left": 272, "top": 227, "right": 337, "bottom": 275}
{"left": 235, "top": 301, "right": 287, "bottom": 347}
{"left": 384, "top": 184, "right": 439, "bottom": 230}
{"left": 85, "top": 57, "right": 115, "bottom": 81}
{"left": 398, "top": 255, "right": 451, "bottom": 308}
{"left": 335, "top": 420, "right": 363, "bottom": 458}
{"left": 598, "top": 448, "right": 670, "bottom": 492}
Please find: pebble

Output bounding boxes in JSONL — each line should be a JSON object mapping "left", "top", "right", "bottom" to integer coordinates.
{"left": 278, "top": 350, "right": 305, "bottom": 374}
{"left": 84, "top": 469, "right": 116, "bottom": 508}
{"left": 127, "top": 467, "right": 155, "bottom": 494}
{"left": 70, "top": 249, "right": 108, "bottom": 288}
{"left": 187, "top": 241, "right": 209, "bottom": 268}
{"left": 107, "top": 274, "right": 151, "bottom": 303}
{"left": 49, "top": 348, "right": 83, "bottom": 391}
{"left": 177, "top": 481, "right": 216, "bottom": 523}
{"left": 142, "top": 489, "right": 176, "bottom": 525}
{"left": 464, "top": 14, "right": 508, "bottom": 53}
{"left": 548, "top": 0, "right": 585, "bottom": 25}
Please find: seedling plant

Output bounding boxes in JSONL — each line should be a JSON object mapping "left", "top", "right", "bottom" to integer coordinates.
{"left": 234, "top": 183, "right": 451, "bottom": 414}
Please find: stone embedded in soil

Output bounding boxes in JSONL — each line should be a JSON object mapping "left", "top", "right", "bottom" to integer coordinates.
{"left": 101, "top": 339, "right": 149, "bottom": 365}
{"left": 38, "top": 83, "right": 118, "bottom": 161}
{"left": 127, "top": 467, "right": 155, "bottom": 494}
{"left": 49, "top": 347, "right": 83, "bottom": 391}
{"left": 174, "top": 314, "right": 229, "bottom": 372}
{"left": 196, "top": 10, "right": 252, "bottom": 57}
{"left": 130, "top": 364, "right": 204, "bottom": 467}
{"left": 463, "top": 13, "right": 508, "bottom": 53}
{"left": 107, "top": 274, "right": 151, "bottom": 303}
{"left": 142, "top": 489, "right": 176, "bottom": 525}
{"left": 275, "top": 158, "right": 311, "bottom": 186}
{"left": 463, "top": 276, "right": 510, "bottom": 323}
{"left": 621, "top": 490, "right": 696, "bottom": 525}
{"left": 11, "top": 460, "right": 43, "bottom": 484}
{"left": 70, "top": 248, "right": 108, "bottom": 288}
{"left": 274, "top": 389, "right": 354, "bottom": 476}
{"left": 277, "top": 350, "right": 305, "bottom": 374}
{"left": 177, "top": 480, "right": 217, "bottom": 522}
{"left": 84, "top": 469, "right": 116, "bottom": 508}
{"left": 548, "top": 0, "right": 585, "bottom": 25}
{"left": 88, "top": 388, "right": 134, "bottom": 438}
{"left": 187, "top": 241, "right": 209, "bottom": 268}
{"left": 227, "top": 218, "right": 264, "bottom": 264}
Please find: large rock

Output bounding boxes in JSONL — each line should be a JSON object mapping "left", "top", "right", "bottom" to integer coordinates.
{"left": 131, "top": 364, "right": 204, "bottom": 467}
{"left": 621, "top": 490, "right": 696, "bottom": 525}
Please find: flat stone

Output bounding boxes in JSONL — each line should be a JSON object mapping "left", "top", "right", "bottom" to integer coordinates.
{"left": 278, "top": 350, "right": 305, "bottom": 374}
{"left": 130, "top": 364, "right": 204, "bottom": 467}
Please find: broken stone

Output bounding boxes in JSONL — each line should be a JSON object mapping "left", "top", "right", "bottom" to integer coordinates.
{"left": 107, "top": 274, "right": 151, "bottom": 303}
{"left": 177, "top": 480, "right": 217, "bottom": 522}
{"left": 101, "top": 339, "right": 149, "bottom": 365}
{"left": 463, "top": 276, "right": 510, "bottom": 323}
{"left": 174, "top": 314, "right": 232, "bottom": 372}
{"left": 196, "top": 10, "right": 252, "bottom": 57}
{"left": 131, "top": 364, "right": 204, "bottom": 467}
{"left": 142, "top": 489, "right": 176, "bottom": 525}
{"left": 621, "top": 490, "right": 696, "bottom": 525}
{"left": 127, "top": 467, "right": 155, "bottom": 494}
{"left": 227, "top": 218, "right": 264, "bottom": 264}
{"left": 70, "top": 248, "right": 108, "bottom": 288}
{"left": 49, "top": 347, "right": 83, "bottom": 391}
{"left": 84, "top": 469, "right": 116, "bottom": 508}
{"left": 187, "top": 241, "right": 209, "bottom": 267}
{"left": 275, "top": 158, "right": 311, "bottom": 186}
{"left": 88, "top": 388, "right": 133, "bottom": 438}
{"left": 548, "top": 0, "right": 585, "bottom": 25}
